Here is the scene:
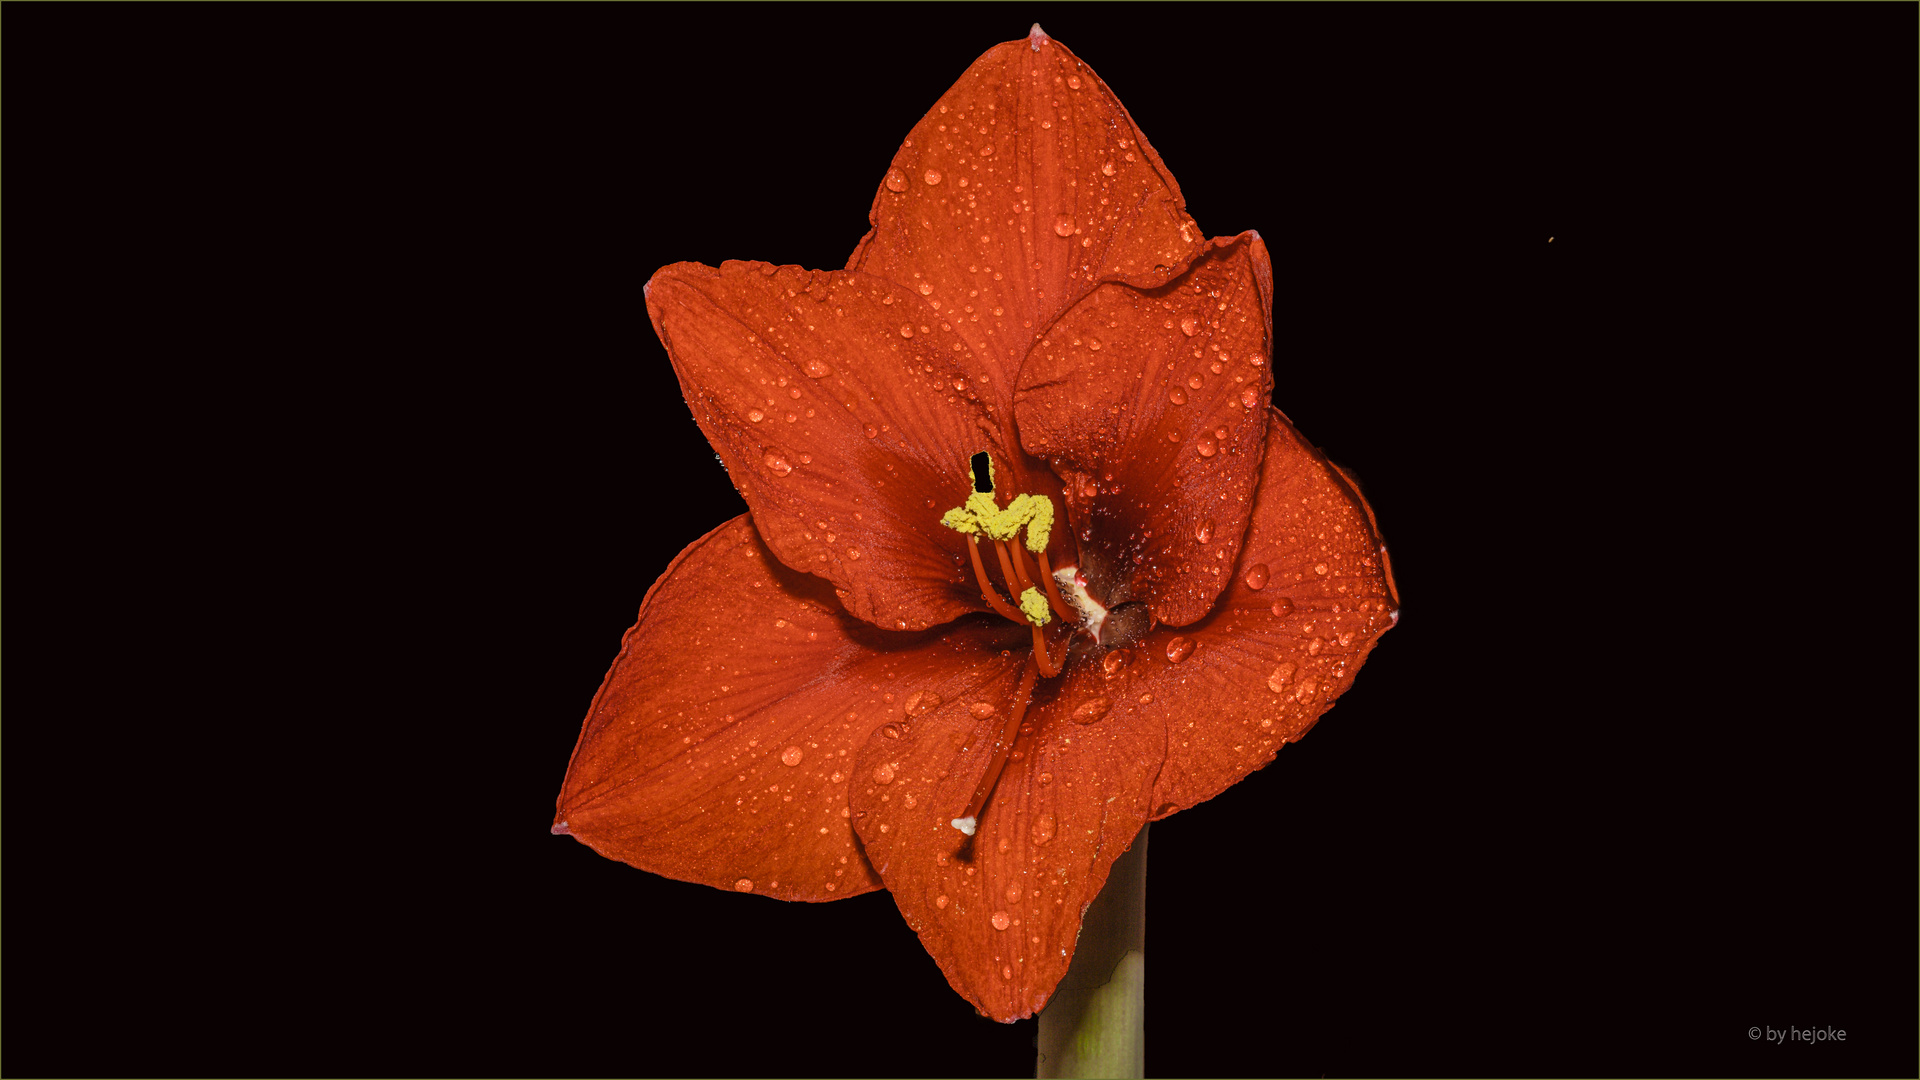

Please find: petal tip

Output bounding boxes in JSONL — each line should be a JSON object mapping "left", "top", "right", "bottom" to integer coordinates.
{"left": 550, "top": 820, "right": 571, "bottom": 836}
{"left": 1028, "top": 23, "right": 1048, "bottom": 50}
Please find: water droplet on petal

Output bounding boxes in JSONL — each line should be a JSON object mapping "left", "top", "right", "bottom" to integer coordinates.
{"left": 764, "top": 452, "right": 793, "bottom": 477}
{"left": 1245, "top": 563, "right": 1270, "bottom": 590}
{"left": 936, "top": 894, "right": 950, "bottom": 909}
{"left": 970, "top": 702, "right": 997, "bottom": 719}
{"left": 1166, "top": 636, "right": 1195, "bottom": 663}
{"left": 1101, "top": 649, "right": 1131, "bottom": 676}
{"left": 1241, "top": 387, "right": 1261, "bottom": 409}
{"left": 918, "top": 281, "right": 934, "bottom": 296}
{"left": 1195, "top": 435, "right": 1218, "bottom": 458}
{"left": 1210, "top": 361, "right": 1224, "bottom": 374}
{"left": 1101, "top": 159, "right": 1116, "bottom": 176}
{"left": 748, "top": 409, "right": 765, "bottom": 423}
{"left": 1167, "top": 430, "right": 1182, "bottom": 443}
{"left": 874, "top": 763, "right": 895, "bottom": 784}
{"left": 1053, "top": 216, "right": 1075, "bottom": 237}
{"left": 1180, "top": 315, "right": 1200, "bottom": 337}
{"left": 899, "top": 325, "right": 914, "bottom": 338}
{"left": 1070, "top": 697, "right": 1112, "bottom": 724}
{"left": 804, "top": 358, "right": 833, "bottom": 378}
{"left": 1032, "top": 813, "right": 1057, "bottom": 845}
{"left": 1006, "top": 884, "right": 1021, "bottom": 902}
{"left": 978, "top": 144, "right": 993, "bottom": 157}
{"left": 1003, "top": 965, "right": 1013, "bottom": 981}
{"left": 1169, "top": 387, "right": 1188, "bottom": 405}
{"left": 991, "top": 911, "right": 1011, "bottom": 931}
{"left": 735, "top": 878, "right": 754, "bottom": 892}
{"left": 1188, "top": 375, "right": 1203, "bottom": 390}
{"left": 865, "top": 424, "right": 880, "bottom": 438}
{"left": 1195, "top": 519, "right": 1215, "bottom": 544}
{"left": 1039, "top": 771, "right": 1054, "bottom": 785}
{"left": 1294, "top": 675, "right": 1319, "bottom": 703}
{"left": 1067, "top": 74, "right": 1083, "bottom": 90}
{"left": 1268, "top": 661, "right": 1297, "bottom": 693}
{"left": 923, "top": 169, "right": 943, "bottom": 185}
{"left": 885, "top": 168, "right": 910, "bottom": 192}
{"left": 1315, "top": 562, "right": 1329, "bottom": 575}
{"left": 1271, "top": 597, "right": 1295, "bottom": 618}
{"left": 1308, "top": 637, "right": 1324, "bottom": 656}
{"left": 781, "top": 746, "right": 803, "bottom": 766}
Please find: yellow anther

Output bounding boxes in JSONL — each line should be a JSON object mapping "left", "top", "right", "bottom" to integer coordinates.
{"left": 941, "top": 507, "right": 980, "bottom": 535}
{"left": 1018, "top": 587, "right": 1052, "bottom": 626}
{"left": 1020, "top": 494, "right": 1053, "bottom": 552}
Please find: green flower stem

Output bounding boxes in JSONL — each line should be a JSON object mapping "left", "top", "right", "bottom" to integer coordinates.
{"left": 1036, "top": 824, "right": 1147, "bottom": 1079}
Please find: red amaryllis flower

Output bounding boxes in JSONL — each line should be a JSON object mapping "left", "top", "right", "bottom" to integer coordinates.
{"left": 553, "top": 25, "right": 1397, "bottom": 1023}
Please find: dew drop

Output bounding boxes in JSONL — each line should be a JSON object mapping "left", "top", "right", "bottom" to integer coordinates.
{"left": 1195, "top": 435, "right": 1218, "bottom": 458}
{"left": 1003, "top": 965, "right": 1014, "bottom": 981}
{"left": 1053, "top": 216, "right": 1075, "bottom": 237}
{"left": 970, "top": 702, "right": 997, "bottom": 719}
{"left": 1169, "top": 387, "right": 1188, "bottom": 406}
{"left": 764, "top": 452, "right": 793, "bottom": 477}
{"left": 885, "top": 168, "right": 910, "bottom": 192}
{"left": 1241, "top": 386, "right": 1261, "bottom": 409}
{"left": 924, "top": 169, "right": 943, "bottom": 185}
{"left": 918, "top": 281, "right": 934, "bottom": 296}
{"left": 1270, "top": 597, "right": 1295, "bottom": 618}
{"left": 1165, "top": 635, "right": 1195, "bottom": 663}
{"left": 735, "top": 878, "right": 754, "bottom": 892}
{"left": 865, "top": 424, "right": 880, "bottom": 438}
{"left": 1006, "top": 884, "right": 1021, "bottom": 902}
{"left": 899, "top": 325, "right": 914, "bottom": 338}
{"left": 803, "top": 358, "right": 833, "bottom": 379}
{"left": 1245, "top": 563, "right": 1270, "bottom": 590}
{"left": 1315, "top": 562, "right": 1329, "bottom": 575}
{"left": 1167, "top": 430, "right": 1182, "bottom": 443}
{"left": 1038, "top": 771, "right": 1053, "bottom": 786}
{"left": 937, "top": 894, "right": 950, "bottom": 909}
{"left": 1195, "top": 519, "right": 1215, "bottom": 544}
{"left": 1188, "top": 375, "right": 1203, "bottom": 390}
{"left": 747, "top": 409, "right": 765, "bottom": 423}
{"left": 1067, "top": 74, "right": 1083, "bottom": 90}
{"left": 1267, "top": 661, "right": 1297, "bottom": 693}
{"left": 1180, "top": 316, "right": 1200, "bottom": 337}
{"left": 1210, "top": 361, "right": 1224, "bottom": 374}
{"left": 1308, "top": 637, "right": 1324, "bottom": 656}
{"left": 1294, "top": 675, "right": 1319, "bottom": 703}
{"left": 977, "top": 144, "right": 993, "bottom": 157}
{"left": 1101, "top": 160, "right": 1116, "bottom": 176}
{"left": 874, "top": 763, "right": 895, "bottom": 784}
{"left": 991, "top": 911, "right": 1011, "bottom": 931}
{"left": 1101, "top": 649, "right": 1131, "bottom": 676}
{"left": 1339, "top": 630, "right": 1356, "bottom": 647}
{"left": 882, "top": 723, "right": 903, "bottom": 739}
{"left": 1032, "top": 813, "right": 1057, "bottom": 845}
{"left": 781, "top": 746, "right": 803, "bottom": 766}
{"left": 1070, "top": 697, "right": 1112, "bottom": 724}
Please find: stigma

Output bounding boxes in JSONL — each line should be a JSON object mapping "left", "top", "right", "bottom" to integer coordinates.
{"left": 1051, "top": 565, "right": 1109, "bottom": 643}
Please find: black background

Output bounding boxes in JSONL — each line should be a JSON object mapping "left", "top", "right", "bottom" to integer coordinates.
{"left": 9, "top": 4, "right": 1913, "bottom": 1078}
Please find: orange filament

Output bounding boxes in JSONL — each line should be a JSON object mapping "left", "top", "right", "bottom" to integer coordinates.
{"left": 966, "top": 537, "right": 1025, "bottom": 623}
{"left": 1031, "top": 623, "right": 1062, "bottom": 677}
{"left": 1032, "top": 547, "right": 1077, "bottom": 623}
{"left": 993, "top": 538, "right": 1028, "bottom": 597}
{"left": 959, "top": 655, "right": 1042, "bottom": 826}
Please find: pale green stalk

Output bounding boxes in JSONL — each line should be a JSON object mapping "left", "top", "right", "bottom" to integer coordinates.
{"left": 1036, "top": 824, "right": 1147, "bottom": 1079}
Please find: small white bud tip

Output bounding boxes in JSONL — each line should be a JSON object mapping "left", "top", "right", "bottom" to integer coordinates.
{"left": 550, "top": 821, "right": 571, "bottom": 836}
{"left": 1029, "top": 24, "right": 1048, "bottom": 51}
{"left": 950, "top": 816, "right": 978, "bottom": 837}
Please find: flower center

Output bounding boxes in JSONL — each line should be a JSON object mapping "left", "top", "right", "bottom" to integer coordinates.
{"left": 938, "top": 453, "right": 1082, "bottom": 837}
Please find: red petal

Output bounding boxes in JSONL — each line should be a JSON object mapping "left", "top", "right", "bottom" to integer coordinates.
{"left": 846, "top": 33, "right": 1206, "bottom": 408}
{"left": 1015, "top": 234, "right": 1277, "bottom": 627}
{"left": 849, "top": 657, "right": 1163, "bottom": 1023}
{"left": 556, "top": 515, "right": 1029, "bottom": 901}
{"left": 646, "top": 261, "right": 1019, "bottom": 631}
{"left": 1115, "top": 408, "right": 1399, "bottom": 818}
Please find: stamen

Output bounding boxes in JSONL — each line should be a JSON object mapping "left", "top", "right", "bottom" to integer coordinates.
{"left": 1032, "top": 547, "right": 1078, "bottom": 624}
{"left": 966, "top": 537, "right": 1024, "bottom": 623}
{"left": 1031, "top": 623, "right": 1062, "bottom": 676}
{"left": 954, "top": 655, "right": 1042, "bottom": 832}
{"left": 993, "top": 539, "right": 1031, "bottom": 599}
